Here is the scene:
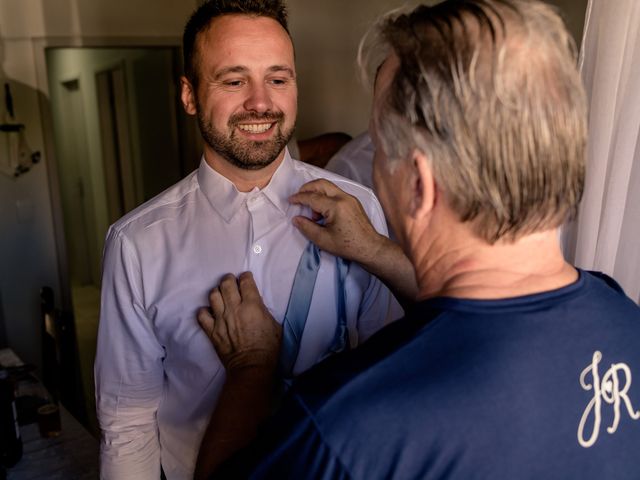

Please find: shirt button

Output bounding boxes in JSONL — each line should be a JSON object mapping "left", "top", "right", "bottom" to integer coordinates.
{"left": 253, "top": 244, "right": 262, "bottom": 254}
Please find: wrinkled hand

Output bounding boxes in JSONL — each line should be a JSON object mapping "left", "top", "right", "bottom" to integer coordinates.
{"left": 289, "top": 179, "right": 387, "bottom": 264}
{"left": 197, "top": 272, "right": 282, "bottom": 376}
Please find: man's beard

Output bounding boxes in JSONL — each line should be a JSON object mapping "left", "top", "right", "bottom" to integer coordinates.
{"left": 197, "top": 109, "right": 295, "bottom": 171}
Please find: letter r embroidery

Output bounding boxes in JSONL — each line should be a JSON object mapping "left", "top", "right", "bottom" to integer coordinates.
{"left": 578, "top": 351, "right": 640, "bottom": 448}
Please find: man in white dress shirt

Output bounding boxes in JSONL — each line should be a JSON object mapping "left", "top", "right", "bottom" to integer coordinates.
{"left": 325, "top": 131, "right": 402, "bottom": 240}
{"left": 94, "top": 1, "right": 399, "bottom": 479}
{"left": 325, "top": 131, "right": 375, "bottom": 189}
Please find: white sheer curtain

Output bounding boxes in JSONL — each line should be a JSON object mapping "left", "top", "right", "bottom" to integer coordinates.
{"left": 563, "top": 0, "right": 640, "bottom": 303}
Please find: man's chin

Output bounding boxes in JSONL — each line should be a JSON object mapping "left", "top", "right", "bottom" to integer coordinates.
{"left": 222, "top": 148, "right": 284, "bottom": 171}
{"left": 224, "top": 136, "right": 291, "bottom": 169}
{"left": 201, "top": 123, "right": 294, "bottom": 171}
{"left": 233, "top": 156, "right": 275, "bottom": 170}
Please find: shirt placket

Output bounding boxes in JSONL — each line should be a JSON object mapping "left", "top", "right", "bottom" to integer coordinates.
{"left": 246, "top": 193, "right": 270, "bottom": 266}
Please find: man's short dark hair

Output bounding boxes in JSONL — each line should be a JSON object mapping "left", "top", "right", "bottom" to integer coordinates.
{"left": 183, "top": 0, "right": 290, "bottom": 86}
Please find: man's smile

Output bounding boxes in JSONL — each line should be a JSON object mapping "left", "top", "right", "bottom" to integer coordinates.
{"left": 237, "top": 122, "right": 275, "bottom": 134}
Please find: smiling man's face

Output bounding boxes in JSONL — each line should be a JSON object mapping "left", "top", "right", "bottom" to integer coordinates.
{"left": 182, "top": 14, "right": 297, "bottom": 170}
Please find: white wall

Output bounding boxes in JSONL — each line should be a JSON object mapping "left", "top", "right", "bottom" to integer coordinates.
{"left": 0, "top": 0, "right": 196, "bottom": 371}
{"left": 289, "top": 0, "right": 421, "bottom": 139}
{"left": 1, "top": 2, "right": 58, "bottom": 367}
{"left": 288, "top": 0, "right": 588, "bottom": 139}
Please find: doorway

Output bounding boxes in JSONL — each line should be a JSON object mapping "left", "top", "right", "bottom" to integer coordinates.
{"left": 96, "top": 63, "right": 138, "bottom": 225}
{"left": 46, "top": 46, "right": 200, "bottom": 433}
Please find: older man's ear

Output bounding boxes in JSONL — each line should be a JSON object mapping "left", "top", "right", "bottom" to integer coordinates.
{"left": 410, "top": 150, "right": 437, "bottom": 220}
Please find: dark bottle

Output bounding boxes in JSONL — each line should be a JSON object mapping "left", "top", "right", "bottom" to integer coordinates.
{"left": 0, "top": 369, "right": 22, "bottom": 468}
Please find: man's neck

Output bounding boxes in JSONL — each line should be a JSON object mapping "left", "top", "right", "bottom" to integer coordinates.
{"left": 410, "top": 218, "right": 577, "bottom": 301}
{"left": 203, "top": 147, "right": 286, "bottom": 192}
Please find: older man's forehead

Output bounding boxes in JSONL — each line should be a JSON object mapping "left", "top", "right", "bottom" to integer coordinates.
{"left": 373, "top": 54, "right": 400, "bottom": 106}
{"left": 369, "top": 55, "right": 397, "bottom": 144}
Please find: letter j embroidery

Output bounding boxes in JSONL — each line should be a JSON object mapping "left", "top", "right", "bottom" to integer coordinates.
{"left": 578, "top": 351, "right": 640, "bottom": 448}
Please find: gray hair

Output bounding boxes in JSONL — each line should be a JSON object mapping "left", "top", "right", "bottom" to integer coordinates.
{"left": 359, "top": 0, "right": 587, "bottom": 243}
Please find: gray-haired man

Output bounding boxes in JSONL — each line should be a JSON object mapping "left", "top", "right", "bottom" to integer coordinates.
{"left": 195, "top": 1, "right": 640, "bottom": 478}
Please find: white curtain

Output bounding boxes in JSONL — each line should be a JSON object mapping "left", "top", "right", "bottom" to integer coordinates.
{"left": 563, "top": 0, "right": 640, "bottom": 303}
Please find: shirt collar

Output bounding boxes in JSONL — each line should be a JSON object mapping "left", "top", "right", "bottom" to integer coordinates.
{"left": 197, "top": 148, "right": 296, "bottom": 223}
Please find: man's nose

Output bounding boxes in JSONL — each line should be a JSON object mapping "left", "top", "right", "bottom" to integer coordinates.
{"left": 243, "top": 82, "right": 273, "bottom": 113}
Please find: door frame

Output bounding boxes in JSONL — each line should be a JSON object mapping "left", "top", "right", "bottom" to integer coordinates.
{"left": 32, "top": 36, "right": 182, "bottom": 313}
{"left": 33, "top": 37, "right": 185, "bottom": 429}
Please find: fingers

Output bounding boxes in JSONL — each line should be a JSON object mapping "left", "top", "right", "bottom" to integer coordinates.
{"left": 205, "top": 273, "right": 264, "bottom": 344}
{"left": 197, "top": 307, "right": 215, "bottom": 339}
{"left": 296, "top": 178, "right": 342, "bottom": 196}
{"left": 290, "top": 181, "right": 362, "bottom": 220}
{"left": 289, "top": 179, "right": 352, "bottom": 214}
{"left": 288, "top": 190, "right": 333, "bottom": 219}
{"left": 198, "top": 304, "right": 232, "bottom": 358}
{"left": 237, "top": 272, "right": 261, "bottom": 303}
{"left": 218, "top": 273, "right": 241, "bottom": 308}
{"left": 207, "top": 286, "right": 231, "bottom": 344}
{"left": 208, "top": 287, "right": 224, "bottom": 319}
{"left": 292, "top": 216, "right": 331, "bottom": 246}
{"left": 207, "top": 277, "right": 236, "bottom": 344}
{"left": 197, "top": 273, "right": 282, "bottom": 374}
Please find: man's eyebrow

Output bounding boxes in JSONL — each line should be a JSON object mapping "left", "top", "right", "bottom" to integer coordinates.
{"left": 213, "top": 65, "right": 295, "bottom": 80}
{"left": 213, "top": 66, "right": 249, "bottom": 80}
{"left": 267, "top": 65, "right": 295, "bottom": 77}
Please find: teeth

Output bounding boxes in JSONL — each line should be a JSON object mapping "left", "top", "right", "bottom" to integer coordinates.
{"left": 238, "top": 123, "right": 273, "bottom": 134}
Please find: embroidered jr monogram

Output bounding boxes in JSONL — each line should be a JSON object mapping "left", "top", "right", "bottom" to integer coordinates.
{"left": 578, "top": 351, "right": 640, "bottom": 448}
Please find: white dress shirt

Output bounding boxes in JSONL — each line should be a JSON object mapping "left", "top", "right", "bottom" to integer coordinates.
{"left": 325, "top": 132, "right": 374, "bottom": 189}
{"left": 95, "top": 150, "right": 401, "bottom": 479}
{"left": 325, "top": 133, "right": 398, "bottom": 240}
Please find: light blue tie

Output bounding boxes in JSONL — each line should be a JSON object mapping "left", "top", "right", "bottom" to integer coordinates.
{"left": 278, "top": 242, "right": 350, "bottom": 378}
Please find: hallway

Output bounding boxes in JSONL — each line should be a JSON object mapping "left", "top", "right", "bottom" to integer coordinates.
{"left": 71, "top": 283, "right": 100, "bottom": 436}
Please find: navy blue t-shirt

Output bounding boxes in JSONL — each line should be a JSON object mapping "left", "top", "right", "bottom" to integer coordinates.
{"left": 220, "top": 270, "right": 640, "bottom": 479}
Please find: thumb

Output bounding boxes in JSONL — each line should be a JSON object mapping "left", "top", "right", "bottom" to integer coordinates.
{"left": 292, "top": 216, "right": 330, "bottom": 246}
